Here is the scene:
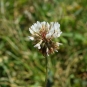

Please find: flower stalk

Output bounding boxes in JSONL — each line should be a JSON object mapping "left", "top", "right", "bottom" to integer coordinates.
{"left": 45, "top": 56, "right": 48, "bottom": 87}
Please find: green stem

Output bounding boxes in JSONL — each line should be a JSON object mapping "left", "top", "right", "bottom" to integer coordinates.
{"left": 45, "top": 56, "right": 48, "bottom": 87}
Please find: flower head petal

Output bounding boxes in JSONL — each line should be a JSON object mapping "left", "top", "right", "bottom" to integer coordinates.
{"left": 28, "top": 36, "right": 34, "bottom": 40}
{"left": 34, "top": 43, "right": 41, "bottom": 49}
{"left": 29, "top": 28, "right": 34, "bottom": 35}
{"left": 34, "top": 40, "right": 43, "bottom": 49}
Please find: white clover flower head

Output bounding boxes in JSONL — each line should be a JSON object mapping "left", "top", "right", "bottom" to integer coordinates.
{"left": 29, "top": 21, "right": 62, "bottom": 56}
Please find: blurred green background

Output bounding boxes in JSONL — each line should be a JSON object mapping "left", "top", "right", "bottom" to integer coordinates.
{"left": 0, "top": 0, "right": 87, "bottom": 87}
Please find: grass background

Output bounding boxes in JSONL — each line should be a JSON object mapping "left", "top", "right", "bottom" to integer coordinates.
{"left": 0, "top": 0, "right": 87, "bottom": 87}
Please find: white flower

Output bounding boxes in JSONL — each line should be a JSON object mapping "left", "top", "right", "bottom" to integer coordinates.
{"left": 29, "top": 21, "right": 62, "bottom": 56}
